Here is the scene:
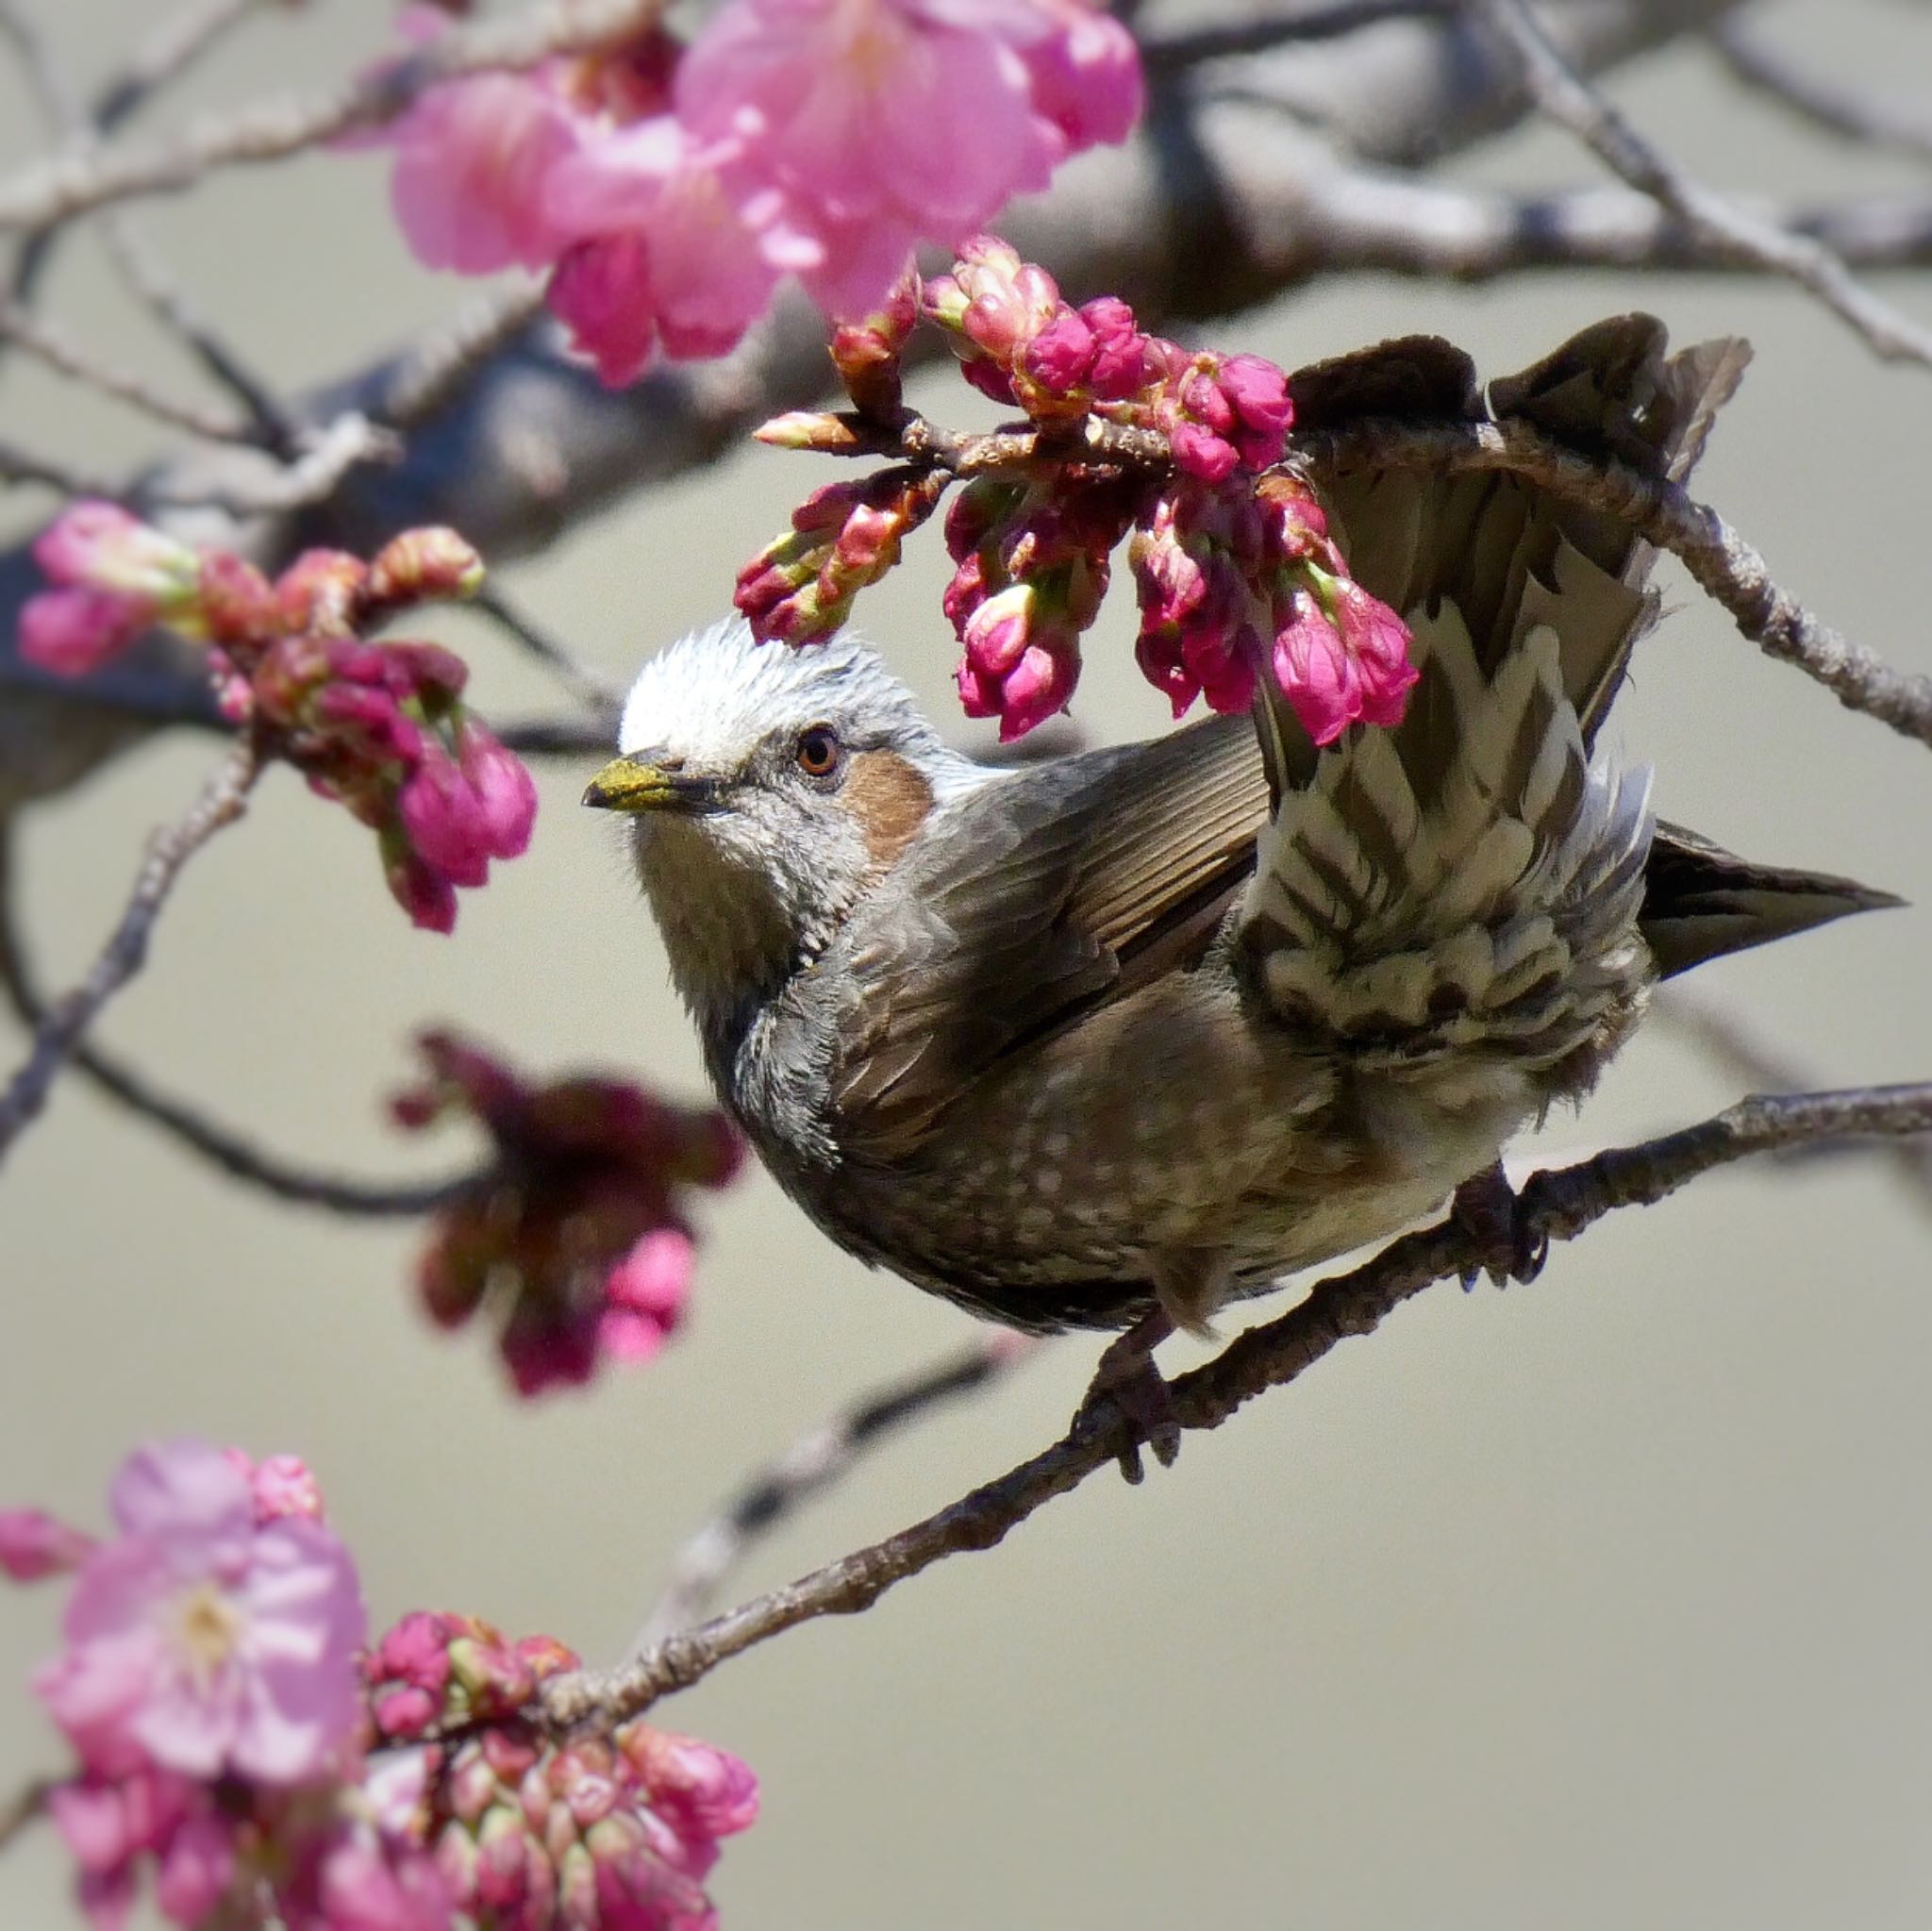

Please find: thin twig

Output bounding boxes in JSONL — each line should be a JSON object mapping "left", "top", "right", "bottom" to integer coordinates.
{"left": 0, "top": 828, "right": 478, "bottom": 1213}
{"left": 377, "top": 286, "right": 549, "bottom": 430}
{"left": 1140, "top": 1, "right": 1457, "bottom": 72}
{"left": 0, "top": 0, "right": 296, "bottom": 442}
{"left": 0, "top": 434, "right": 125, "bottom": 497}
{"left": 638, "top": 1331, "right": 1041, "bottom": 1648}
{"left": 93, "top": 222, "right": 299, "bottom": 448}
{"left": 0, "top": 740, "right": 258, "bottom": 1171}
{"left": 0, "top": 1774, "right": 50, "bottom": 1853}
{"left": 94, "top": 0, "right": 274, "bottom": 132}
{"left": 1656, "top": 990, "right": 1932, "bottom": 1219}
{"left": 0, "top": 296, "right": 249, "bottom": 441}
{"left": 1714, "top": 17, "right": 1932, "bottom": 167}
{"left": 472, "top": 585, "right": 625, "bottom": 712}
{"left": 536, "top": 1081, "right": 1932, "bottom": 1736}
{"left": 1471, "top": 0, "right": 1932, "bottom": 374}
{"left": 1293, "top": 414, "right": 1932, "bottom": 751}
{"left": 492, "top": 710, "right": 624, "bottom": 758}
{"left": 0, "top": 0, "right": 673, "bottom": 236}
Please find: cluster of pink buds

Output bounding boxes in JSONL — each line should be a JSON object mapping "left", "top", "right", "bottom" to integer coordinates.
{"left": 736, "top": 238, "right": 1419, "bottom": 745}
{"left": 390, "top": 1032, "right": 743, "bottom": 1397}
{"left": 5, "top": 1441, "right": 759, "bottom": 1930}
{"left": 369, "top": 1614, "right": 758, "bottom": 1931}
{"left": 941, "top": 473, "right": 1138, "bottom": 740}
{"left": 20, "top": 504, "right": 538, "bottom": 931}
{"left": 733, "top": 467, "right": 944, "bottom": 646}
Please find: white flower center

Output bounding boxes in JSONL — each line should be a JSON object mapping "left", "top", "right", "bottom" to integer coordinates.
{"left": 174, "top": 1580, "right": 242, "bottom": 1680}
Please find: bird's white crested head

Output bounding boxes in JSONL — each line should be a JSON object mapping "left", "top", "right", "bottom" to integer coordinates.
{"left": 591, "top": 617, "right": 984, "bottom": 1026}
{"left": 616, "top": 615, "right": 957, "bottom": 776}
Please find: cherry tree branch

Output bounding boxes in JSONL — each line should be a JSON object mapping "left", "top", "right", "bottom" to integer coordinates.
{"left": 0, "top": 1775, "right": 49, "bottom": 1854}
{"left": 537, "top": 1080, "right": 1932, "bottom": 1737}
{"left": 1656, "top": 991, "right": 1932, "bottom": 1217}
{"left": 1294, "top": 415, "right": 1932, "bottom": 751}
{"left": 92, "top": 0, "right": 276, "bottom": 134}
{"left": 0, "top": 739, "right": 258, "bottom": 1170}
{"left": 1471, "top": 0, "right": 1932, "bottom": 374}
{"left": 637, "top": 1331, "right": 1041, "bottom": 1649}
{"left": 0, "top": 297, "right": 252, "bottom": 442}
{"left": 771, "top": 399, "right": 1932, "bottom": 755}
{"left": 0, "top": 0, "right": 1880, "bottom": 809}
{"left": 0, "top": 0, "right": 301, "bottom": 443}
{"left": 0, "top": 0, "right": 674, "bottom": 237}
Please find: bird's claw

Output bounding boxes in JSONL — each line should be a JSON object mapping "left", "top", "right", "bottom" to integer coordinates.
{"left": 1451, "top": 1161, "right": 1548, "bottom": 1290}
{"left": 1075, "top": 1315, "right": 1181, "bottom": 1482}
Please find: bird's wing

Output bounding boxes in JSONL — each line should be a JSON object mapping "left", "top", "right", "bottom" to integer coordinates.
{"left": 823, "top": 712, "right": 1270, "bottom": 1160}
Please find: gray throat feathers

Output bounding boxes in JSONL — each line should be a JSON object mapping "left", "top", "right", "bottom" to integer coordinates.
{"left": 633, "top": 821, "right": 806, "bottom": 1044}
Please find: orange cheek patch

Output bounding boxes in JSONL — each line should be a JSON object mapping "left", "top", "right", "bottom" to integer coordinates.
{"left": 845, "top": 749, "right": 934, "bottom": 872}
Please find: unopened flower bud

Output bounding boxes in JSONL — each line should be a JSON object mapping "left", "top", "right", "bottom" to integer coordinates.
{"left": 829, "top": 265, "right": 919, "bottom": 420}
{"left": 275, "top": 550, "right": 372, "bottom": 637}
{"left": 365, "top": 527, "right": 486, "bottom": 610}
{"left": 33, "top": 500, "right": 199, "bottom": 608}
{"left": 752, "top": 409, "right": 867, "bottom": 453}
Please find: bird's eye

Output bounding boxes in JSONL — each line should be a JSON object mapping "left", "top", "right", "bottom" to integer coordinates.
{"left": 794, "top": 725, "right": 842, "bottom": 779}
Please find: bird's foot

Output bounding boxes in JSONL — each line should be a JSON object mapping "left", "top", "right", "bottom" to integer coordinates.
{"left": 1074, "top": 1309, "right": 1180, "bottom": 1483}
{"left": 1451, "top": 1159, "right": 1548, "bottom": 1290}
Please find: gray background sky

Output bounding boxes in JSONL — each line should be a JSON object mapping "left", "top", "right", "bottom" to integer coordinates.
{"left": 3, "top": 3, "right": 1932, "bottom": 1926}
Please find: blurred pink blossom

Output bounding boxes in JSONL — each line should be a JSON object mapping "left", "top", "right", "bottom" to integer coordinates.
{"left": 390, "top": 70, "right": 581, "bottom": 272}
{"left": 367, "top": 0, "right": 1142, "bottom": 378}
{"left": 30, "top": 1439, "right": 365, "bottom": 1786}
{"left": 0, "top": 1507, "right": 96, "bottom": 1581}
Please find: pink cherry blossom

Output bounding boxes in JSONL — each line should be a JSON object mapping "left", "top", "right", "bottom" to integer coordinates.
{"left": 389, "top": 71, "right": 581, "bottom": 273}
{"left": 676, "top": 3, "right": 1051, "bottom": 309}
{"left": 18, "top": 500, "right": 204, "bottom": 674}
{"left": 369, "top": 2, "right": 1142, "bottom": 378}
{"left": 600, "top": 1226, "right": 696, "bottom": 1366}
{"left": 0, "top": 1507, "right": 95, "bottom": 1580}
{"left": 31, "top": 1440, "right": 365, "bottom": 1787}
{"left": 998, "top": 0, "right": 1143, "bottom": 150}
{"left": 543, "top": 117, "right": 789, "bottom": 380}
{"left": 48, "top": 1765, "right": 232, "bottom": 1931}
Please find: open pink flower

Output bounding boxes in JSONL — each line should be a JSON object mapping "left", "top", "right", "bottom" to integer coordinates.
{"left": 677, "top": 0, "right": 1138, "bottom": 320}
{"left": 389, "top": 71, "right": 581, "bottom": 273}
{"left": 543, "top": 115, "right": 792, "bottom": 380}
{"left": 678, "top": 3, "right": 1045, "bottom": 283}
{"left": 31, "top": 1440, "right": 365, "bottom": 1786}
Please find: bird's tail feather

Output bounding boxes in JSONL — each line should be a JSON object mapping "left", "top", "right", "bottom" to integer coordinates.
{"left": 1639, "top": 823, "right": 1901, "bottom": 979}
{"left": 1237, "top": 317, "right": 1753, "bottom": 1068}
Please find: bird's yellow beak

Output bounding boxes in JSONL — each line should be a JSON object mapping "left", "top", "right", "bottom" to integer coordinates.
{"left": 581, "top": 757, "right": 722, "bottom": 814}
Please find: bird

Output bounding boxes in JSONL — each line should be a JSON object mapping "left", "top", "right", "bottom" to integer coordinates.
{"left": 584, "top": 315, "right": 1893, "bottom": 1471}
